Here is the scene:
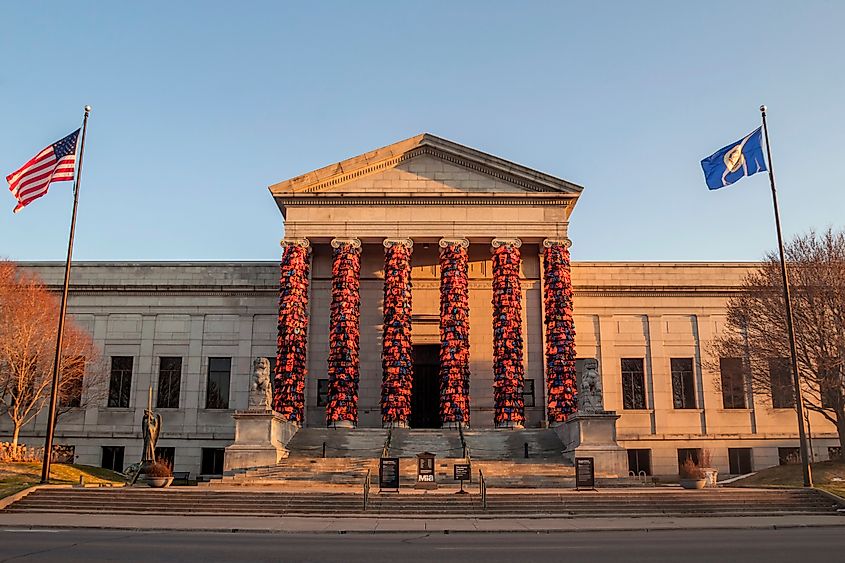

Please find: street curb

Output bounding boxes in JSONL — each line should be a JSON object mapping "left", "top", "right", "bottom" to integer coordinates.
{"left": 2, "top": 521, "right": 845, "bottom": 535}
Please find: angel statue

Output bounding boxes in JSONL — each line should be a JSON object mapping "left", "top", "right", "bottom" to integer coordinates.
{"left": 142, "top": 408, "right": 162, "bottom": 463}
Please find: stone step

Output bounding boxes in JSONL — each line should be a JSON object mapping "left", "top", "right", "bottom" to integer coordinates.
{"left": 463, "top": 429, "right": 565, "bottom": 460}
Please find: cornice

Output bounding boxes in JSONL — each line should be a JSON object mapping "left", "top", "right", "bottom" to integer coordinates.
{"left": 49, "top": 284, "right": 745, "bottom": 299}
{"left": 276, "top": 195, "right": 574, "bottom": 207}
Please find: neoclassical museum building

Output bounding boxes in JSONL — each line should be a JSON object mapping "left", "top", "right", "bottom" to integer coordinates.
{"left": 5, "top": 134, "right": 839, "bottom": 477}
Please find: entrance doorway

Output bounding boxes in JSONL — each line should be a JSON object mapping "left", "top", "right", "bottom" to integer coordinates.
{"left": 411, "top": 344, "right": 440, "bottom": 428}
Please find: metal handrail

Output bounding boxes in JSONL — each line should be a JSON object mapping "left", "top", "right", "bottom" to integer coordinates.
{"left": 381, "top": 426, "right": 392, "bottom": 458}
{"left": 478, "top": 468, "right": 487, "bottom": 511}
{"left": 363, "top": 468, "right": 371, "bottom": 511}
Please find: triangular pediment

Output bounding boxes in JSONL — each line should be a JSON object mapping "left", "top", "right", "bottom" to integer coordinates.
{"left": 269, "top": 133, "right": 583, "bottom": 197}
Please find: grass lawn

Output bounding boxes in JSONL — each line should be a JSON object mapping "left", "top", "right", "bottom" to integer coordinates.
{"left": 0, "top": 462, "right": 125, "bottom": 499}
{"left": 731, "top": 459, "right": 845, "bottom": 496}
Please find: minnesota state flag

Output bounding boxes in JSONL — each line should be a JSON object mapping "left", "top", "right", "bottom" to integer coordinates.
{"left": 700, "top": 127, "right": 768, "bottom": 190}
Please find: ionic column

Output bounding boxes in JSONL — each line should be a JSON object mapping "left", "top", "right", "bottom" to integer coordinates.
{"left": 274, "top": 238, "right": 311, "bottom": 425}
{"left": 543, "top": 237, "right": 577, "bottom": 425}
{"left": 491, "top": 238, "right": 525, "bottom": 429}
{"left": 381, "top": 238, "right": 414, "bottom": 428}
{"left": 326, "top": 238, "right": 362, "bottom": 428}
{"left": 438, "top": 238, "right": 471, "bottom": 428}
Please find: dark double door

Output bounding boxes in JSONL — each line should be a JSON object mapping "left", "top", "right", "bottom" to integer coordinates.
{"left": 410, "top": 344, "right": 440, "bottom": 428}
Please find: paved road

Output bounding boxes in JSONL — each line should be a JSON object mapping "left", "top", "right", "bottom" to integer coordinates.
{"left": 0, "top": 528, "right": 843, "bottom": 562}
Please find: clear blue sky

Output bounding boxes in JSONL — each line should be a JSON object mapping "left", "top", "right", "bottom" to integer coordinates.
{"left": 1, "top": 1, "right": 843, "bottom": 262}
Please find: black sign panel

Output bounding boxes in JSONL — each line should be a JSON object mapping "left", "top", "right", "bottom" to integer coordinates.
{"left": 575, "top": 457, "right": 595, "bottom": 490}
{"left": 416, "top": 452, "right": 436, "bottom": 489}
{"left": 453, "top": 463, "right": 471, "bottom": 482}
{"left": 379, "top": 457, "right": 400, "bottom": 490}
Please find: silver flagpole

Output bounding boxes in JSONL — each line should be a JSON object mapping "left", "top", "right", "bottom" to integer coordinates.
{"left": 40, "top": 106, "right": 91, "bottom": 484}
{"left": 759, "top": 104, "right": 813, "bottom": 488}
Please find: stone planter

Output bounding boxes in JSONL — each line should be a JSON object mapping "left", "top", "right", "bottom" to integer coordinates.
{"left": 146, "top": 476, "right": 174, "bottom": 488}
{"left": 701, "top": 468, "right": 719, "bottom": 488}
{"left": 680, "top": 478, "right": 706, "bottom": 490}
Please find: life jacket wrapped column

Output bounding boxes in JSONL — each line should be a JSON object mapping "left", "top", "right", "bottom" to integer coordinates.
{"left": 381, "top": 239, "right": 414, "bottom": 427}
{"left": 438, "top": 239, "right": 471, "bottom": 428}
{"left": 273, "top": 239, "right": 311, "bottom": 425}
{"left": 491, "top": 239, "right": 525, "bottom": 428}
{"left": 326, "top": 239, "right": 362, "bottom": 428}
{"left": 543, "top": 238, "right": 578, "bottom": 425}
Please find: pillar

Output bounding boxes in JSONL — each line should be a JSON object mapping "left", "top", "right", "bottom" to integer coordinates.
{"left": 273, "top": 238, "right": 311, "bottom": 425}
{"left": 439, "top": 238, "right": 471, "bottom": 428}
{"left": 381, "top": 238, "right": 414, "bottom": 427}
{"left": 491, "top": 238, "right": 525, "bottom": 428}
{"left": 326, "top": 238, "right": 362, "bottom": 428}
{"left": 543, "top": 238, "right": 578, "bottom": 425}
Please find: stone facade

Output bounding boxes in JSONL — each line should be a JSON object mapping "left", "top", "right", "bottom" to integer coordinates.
{"left": 2, "top": 134, "right": 838, "bottom": 477}
{"left": 4, "top": 260, "right": 839, "bottom": 476}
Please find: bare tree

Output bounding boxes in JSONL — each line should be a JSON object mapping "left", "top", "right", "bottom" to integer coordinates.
{"left": 710, "top": 228, "right": 845, "bottom": 452}
{"left": 0, "top": 261, "right": 106, "bottom": 452}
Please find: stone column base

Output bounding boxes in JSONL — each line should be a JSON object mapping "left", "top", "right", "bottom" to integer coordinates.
{"left": 224, "top": 410, "right": 299, "bottom": 472}
{"left": 554, "top": 412, "right": 628, "bottom": 478}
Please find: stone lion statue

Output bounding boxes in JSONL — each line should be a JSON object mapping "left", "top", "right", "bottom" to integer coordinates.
{"left": 578, "top": 358, "right": 604, "bottom": 414}
{"left": 249, "top": 357, "right": 272, "bottom": 410}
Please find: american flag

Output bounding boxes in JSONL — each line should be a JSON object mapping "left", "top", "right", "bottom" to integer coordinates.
{"left": 6, "top": 129, "right": 80, "bottom": 213}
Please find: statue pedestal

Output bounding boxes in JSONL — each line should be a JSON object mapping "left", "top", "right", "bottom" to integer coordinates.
{"left": 224, "top": 410, "right": 298, "bottom": 471}
{"left": 554, "top": 412, "right": 628, "bottom": 477}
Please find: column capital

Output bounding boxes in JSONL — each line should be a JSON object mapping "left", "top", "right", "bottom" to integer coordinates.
{"left": 280, "top": 238, "right": 310, "bottom": 248}
{"left": 438, "top": 237, "right": 469, "bottom": 249}
{"left": 330, "top": 237, "right": 362, "bottom": 249}
{"left": 383, "top": 238, "right": 414, "bottom": 249}
{"left": 542, "top": 237, "right": 572, "bottom": 249}
{"left": 491, "top": 237, "right": 522, "bottom": 249}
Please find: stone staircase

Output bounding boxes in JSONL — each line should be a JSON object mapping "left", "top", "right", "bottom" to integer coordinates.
{"left": 285, "top": 428, "right": 389, "bottom": 458}
{"left": 207, "top": 427, "right": 574, "bottom": 488}
{"left": 6, "top": 487, "right": 840, "bottom": 518}
{"left": 464, "top": 429, "right": 565, "bottom": 460}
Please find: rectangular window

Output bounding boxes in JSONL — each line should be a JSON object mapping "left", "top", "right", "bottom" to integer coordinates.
{"left": 201, "top": 448, "right": 225, "bottom": 475}
{"left": 205, "top": 357, "right": 231, "bottom": 409}
{"left": 523, "top": 379, "right": 536, "bottom": 408}
{"left": 155, "top": 446, "right": 175, "bottom": 468}
{"left": 621, "top": 358, "right": 646, "bottom": 409}
{"left": 720, "top": 357, "right": 747, "bottom": 409}
{"left": 101, "top": 446, "right": 124, "bottom": 473}
{"left": 316, "top": 378, "right": 329, "bottom": 406}
{"left": 778, "top": 447, "right": 800, "bottom": 465}
{"left": 157, "top": 357, "right": 182, "bottom": 409}
{"left": 107, "top": 356, "right": 133, "bottom": 408}
{"left": 59, "top": 356, "right": 85, "bottom": 408}
{"left": 769, "top": 357, "right": 795, "bottom": 409}
{"left": 52, "top": 445, "right": 75, "bottom": 464}
{"left": 728, "top": 448, "right": 753, "bottom": 474}
{"left": 677, "top": 448, "right": 701, "bottom": 468}
{"left": 671, "top": 358, "right": 696, "bottom": 409}
{"left": 627, "top": 449, "right": 652, "bottom": 476}
{"left": 820, "top": 367, "right": 840, "bottom": 410}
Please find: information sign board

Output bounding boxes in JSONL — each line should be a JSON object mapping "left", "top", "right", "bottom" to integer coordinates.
{"left": 379, "top": 457, "right": 400, "bottom": 491}
{"left": 575, "top": 457, "right": 596, "bottom": 490}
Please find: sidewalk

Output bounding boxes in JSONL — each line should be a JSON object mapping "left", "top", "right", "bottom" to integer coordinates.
{"left": 0, "top": 512, "right": 842, "bottom": 534}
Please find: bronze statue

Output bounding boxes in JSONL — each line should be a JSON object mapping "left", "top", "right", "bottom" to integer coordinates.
{"left": 142, "top": 409, "right": 162, "bottom": 463}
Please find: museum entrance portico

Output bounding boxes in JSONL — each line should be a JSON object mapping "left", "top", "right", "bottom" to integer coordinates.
{"left": 269, "top": 133, "right": 583, "bottom": 430}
